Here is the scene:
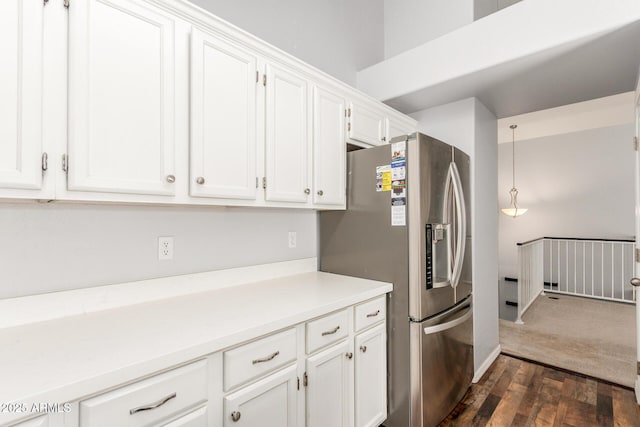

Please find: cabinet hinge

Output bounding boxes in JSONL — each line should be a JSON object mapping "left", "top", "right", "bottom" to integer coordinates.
{"left": 347, "top": 123, "right": 351, "bottom": 132}
{"left": 255, "top": 177, "right": 259, "bottom": 189}
{"left": 62, "top": 154, "right": 68, "bottom": 173}
{"left": 634, "top": 136, "right": 638, "bottom": 151}
{"left": 41, "top": 153, "right": 48, "bottom": 172}
{"left": 43, "top": 0, "right": 49, "bottom": 6}
{"left": 297, "top": 376, "right": 300, "bottom": 390}
{"left": 635, "top": 248, "right": 640, "bottom": 263}
{"left": 263, "top": 74, "right": 267, "bottom": 87}
{"left": 256, "top": 71, "right": 259, "bottom": 83}
{"left": 347, "top": 108, "right": 351, "bottom": 118}
{"left": 64, "top": 0, "right": 70, "bottom": 8}
{"left": 262, "top": 177, "right": 266, "bottom": 190}
{"left": 303, "top": 372, "right": 308, "bottom": 387}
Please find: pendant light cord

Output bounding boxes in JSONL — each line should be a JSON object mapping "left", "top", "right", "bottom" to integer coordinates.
{"left": 510, "top": 124, "right": 517, "bottom": 189}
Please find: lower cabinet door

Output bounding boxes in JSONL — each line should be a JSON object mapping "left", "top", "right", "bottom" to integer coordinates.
{"left": 10, "top": 415, "right": 48, "bottom": 427}
{"left": 160, "top": 406, "right": 207, "bottom": 427}
{"left": 224, "top": 365, "right": 298, "bottom": 427}
{"left": 354, "top": 324, "right": 387, "bottom": 427}
{"left": 306, "top": 340, "right": 353, "bottom": 427}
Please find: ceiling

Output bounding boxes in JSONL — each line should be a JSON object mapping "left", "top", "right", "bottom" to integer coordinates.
{"left": 382, "top": 21, "right": 640, "bottom": 119}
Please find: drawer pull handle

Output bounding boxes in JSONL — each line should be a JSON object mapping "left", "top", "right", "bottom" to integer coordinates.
{"left": 129, "top": 392, "right": 176, "bottom": 415}
{"left": 321, "top": 326, "right": 340, "bottom": 336}
{"left": 360, "top": 345, "right": 367, "bottom": 353}
{"left": 252, "top": 350, "right": 280, "bottom": 364}
{"left": 366, "top": 310, "right": 380, "bottom": 318}
{"left": 231, "top": 411, "right": 241, "bottom": 422}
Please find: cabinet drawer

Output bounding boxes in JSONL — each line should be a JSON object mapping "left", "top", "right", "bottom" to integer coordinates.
{"left": 354, "top": 297, "right": 386, "bottom": 332}
{"left": 161, "top": 405, "right": 207, "bottom": 427}
{"left": 306, "top": 309, "right": 349, "bottom": 354}
{"left": 79, "top": 360, "right": 207, "bottom": 427}
{"left": 224, "top": 328, "right": 297, "bottom": 391}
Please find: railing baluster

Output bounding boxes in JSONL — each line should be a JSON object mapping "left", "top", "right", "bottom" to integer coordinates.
{"left": 611, "top": 244, "right": 614, "bottom": 299}
{"left": 601, "top": 243, "right": 604, "bottom": 298}
{"left": 591, "top": 242, "right": 594, "bottom": 297}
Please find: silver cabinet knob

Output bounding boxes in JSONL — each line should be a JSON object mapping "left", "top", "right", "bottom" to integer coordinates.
{"left": 346, "top": 352, "right": 353, "bottom": 360}
{"left": 360, "top": 345, "right": 367, "bottom": 353}
{"left": 317, "top": 190, "right": 324, "bottom": 196}
{"left": 231, "top": 411, "right": 241, "bottom": 422}
{"left": 166, "top": 175, "right": 175, "bottom": 183}
{"left": 631, "top": 278, "right": 640, "bottom": 287}
{"left": 196, "top": 176, "right": 205, "bottom": 185}
{"left": 304, "top": 188, "right": 311, "bottom": 195}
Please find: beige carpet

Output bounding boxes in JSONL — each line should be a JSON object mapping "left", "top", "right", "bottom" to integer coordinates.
{"left": 499, "top": 293, "right": 636, "bottom": 387}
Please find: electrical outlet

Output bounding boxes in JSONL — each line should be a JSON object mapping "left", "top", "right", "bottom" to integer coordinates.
{"left": 158, "top": 236, "right": 174, "bottom": 260}
{"left": 288, "top": 231, "right": 297, "bottom": 249}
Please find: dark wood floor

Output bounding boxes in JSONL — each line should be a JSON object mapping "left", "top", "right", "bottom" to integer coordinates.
{"left": 439, "top": 354, "right": 640, "bottom": 426}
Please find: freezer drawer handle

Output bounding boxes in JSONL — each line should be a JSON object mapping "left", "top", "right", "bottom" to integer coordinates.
{"left": 252, "top": 351, "right": 280, "bottom": 364}
{"left": 423, "top": 306, "right": 472, "bottom": 336}
{"left": 129, "top": 392, "right": 176, "bottom": 415}
{"left": 321, "top": 326, "right": 340, "bottom": 336}
{"left": 366, "top": 310, "right": 380, "bottom": 318}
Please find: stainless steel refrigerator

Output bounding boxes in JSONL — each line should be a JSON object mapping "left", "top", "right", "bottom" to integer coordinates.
{"left": 319, "top": 133, "right": 473, "bottom": 427}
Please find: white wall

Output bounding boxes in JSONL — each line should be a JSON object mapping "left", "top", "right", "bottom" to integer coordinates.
{"left": 498, "top": 124, "right": 635, "bottom": 277}
{"left": 383, "top": 0, "right": 474, "bottom": 59}
{"left": 411, "top": 97, "right": 500, "bottom": 375}
{"left": 0, "top": 204, "right": 316, "bottom": 299}
{"left": 188, "top": 0, "right": 384, "bottom": 86}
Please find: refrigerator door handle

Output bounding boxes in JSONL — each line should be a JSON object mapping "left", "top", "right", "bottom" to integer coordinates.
{"left": 449, "top": 162, "right": 466, "bottom": 289}
{"left": 423, "top": 304, "right": 472, "bottom": 336}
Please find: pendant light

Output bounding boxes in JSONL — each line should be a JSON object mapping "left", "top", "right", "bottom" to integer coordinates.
{"left": 501, "top": 124, "right": 527, "bottom": 218}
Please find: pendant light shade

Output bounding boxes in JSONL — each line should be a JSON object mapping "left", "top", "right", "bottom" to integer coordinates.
{"left": 501, "top": 124, "right": 527, "bottom": 218}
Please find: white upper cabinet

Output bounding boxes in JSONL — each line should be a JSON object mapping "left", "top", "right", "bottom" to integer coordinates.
{"left": 67, "top": 0, "right": 177, "bottom": 196}
{"left": 312, "top": 87, "right": 346, "bottom": 208}
{"left": 264, "top": 64, "right": 310, "bottom": 204}
{"left": 387, "top": 116, "right": 416, "bottom": 142}
{"left": 348, "top": 102, "right": 386, "bottom": 146}
{"left": 190, "top": 28, "right": 258, "bottom": 200}
{"left": 0, "top": 0, "right": 45, "bottom": 193}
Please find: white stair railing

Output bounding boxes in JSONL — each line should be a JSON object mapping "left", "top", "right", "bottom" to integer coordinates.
{"left": 516, "top": 237, "right": 636, "bottom": 324}
{"left": 516, "top": 239, "right": 544, "bottom": 324}
{"left": 543, "top": 238, "right": 635, "bottom": 303}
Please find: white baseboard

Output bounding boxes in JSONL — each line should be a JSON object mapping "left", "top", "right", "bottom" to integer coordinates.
{"left": 635, "top": 377, "right": 640, "bottom": 403}
{"left": 473, "top": 344, "right": 501, "bottom": 383}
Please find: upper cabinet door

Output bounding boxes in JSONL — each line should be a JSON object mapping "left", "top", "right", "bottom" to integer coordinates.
{"left": 265, "top": 64, "right": 309, "bottom": 203}
{"left": 68, "top": 0, "right": 177, "bottom": 196}
{"left": 0, "top": 1, "right": 44, "bottom": 191}
{"left": 348, "top": 102, "right": 386, "bottom": 146}
{"left": 313, "top": 87, "right": 345, "bottom": 207}
{"left": 190, "top": 29, "right": 258, "bottom": 200}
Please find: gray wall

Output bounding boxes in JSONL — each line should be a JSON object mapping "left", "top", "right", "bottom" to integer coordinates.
{"left": 383, "top": 0, "right": 474, "bottom": 59}
{"left": 189, "top": 0, "right": 385, "bottom": 86}
{"left": 0, "top": 204, "right": 316, "bottom": 299}
{"left": 498, "top": 124, "right": 635, "bottom": 278}
{"left": 412, "top": 97, "right": 500, "bottom": 374}
{"left": 383, "top": 0, "right": 521, "bottom": 59}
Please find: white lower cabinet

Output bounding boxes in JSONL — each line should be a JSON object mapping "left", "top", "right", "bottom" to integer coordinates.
{"left": 305, "top": 340, "right": 353, "bottom": 427}
{"left": 10, "top": 415, "right": 49, "bottom": 427}
{"left": 223, "top": 365, "right": 298, "bottom": 427}
{"left": 79, "top": 360, "right": 207, "bottom": 427}
{"left": 354, "top": 324, "right": 387, "bottom": 427}
{"left": 161, "top": 406, "right": 208, "bottom": 427}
